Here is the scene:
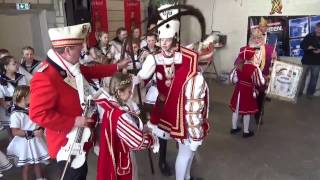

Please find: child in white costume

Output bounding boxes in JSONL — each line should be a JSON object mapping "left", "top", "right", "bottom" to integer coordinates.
{"left": 0, "top": 56, "right": 27, "bottom": 140}
{"left": 7, "top": 85, "right": 49, "bottom": 180}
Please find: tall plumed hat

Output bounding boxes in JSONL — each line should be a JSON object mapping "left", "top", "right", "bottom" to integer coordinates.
{"left": 157, "top": 3, "right": 180, "bottom": 39}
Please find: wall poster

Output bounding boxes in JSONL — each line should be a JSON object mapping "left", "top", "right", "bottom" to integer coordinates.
{"left": 248, "top": 15, "right": 320, "bottom": 58}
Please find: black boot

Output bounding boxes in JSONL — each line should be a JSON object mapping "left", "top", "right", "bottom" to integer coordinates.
{"left": 230, "top": 128, "right": 241, "bottom": 134}
{"left": 159, "top": 138, "right": 172, "bottom": 176}
{"left": 243, "top": 131, "right": 255, "bottom": 138}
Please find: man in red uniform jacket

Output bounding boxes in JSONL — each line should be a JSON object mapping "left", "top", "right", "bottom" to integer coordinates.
{"left": 29, "top": 23, "right": 129, "bottom": 180}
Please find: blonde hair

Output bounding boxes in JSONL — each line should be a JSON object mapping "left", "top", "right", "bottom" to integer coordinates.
{"left": 13, "top": 85, "right": 30, "bottom": 104}
{"left": 109, "top": 72, "right": 133, "bottom": 103}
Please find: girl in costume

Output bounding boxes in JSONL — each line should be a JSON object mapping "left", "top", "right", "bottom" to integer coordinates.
{"left": 95, "top": 72, "right": 158, "bottom": 180}
{"left": 7, "top": 85, "right": 49, "bottom": 180}
{"left": 95, "top": 31, "right": 112, "bottom": 59}
{"left": 0, "top": 55, "right": 27, "bottom": 138}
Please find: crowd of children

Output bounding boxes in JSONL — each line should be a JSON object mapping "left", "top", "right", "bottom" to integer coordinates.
{"left": 0, "top": 47, "right": 49, "bottom": 180}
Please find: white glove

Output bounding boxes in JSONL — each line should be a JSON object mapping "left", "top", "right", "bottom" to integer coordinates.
{"left": 114, "top": 54, "right": 121, "bottom": 61}
{"left": 151, "top": 134, "right": 159, "bottom": 153}
{"left": 147, "top": 121, "right": 171, "bottom": 140}
{"left": 132, "top": 75, "right": 141, "bottom": 85}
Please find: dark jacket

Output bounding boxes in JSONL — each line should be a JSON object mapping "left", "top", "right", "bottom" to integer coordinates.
{"left": 301, "top": 32, "right": 320, "bottom": 65}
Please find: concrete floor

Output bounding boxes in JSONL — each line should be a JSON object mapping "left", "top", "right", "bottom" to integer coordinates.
{"left": 2, "top": 79, "right": 320, "bottom": 180}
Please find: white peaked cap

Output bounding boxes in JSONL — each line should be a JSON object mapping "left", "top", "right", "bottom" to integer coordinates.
{"left": 157, "top": 20, "right": 180, "bottom": 39}
{"left": 48, "top": 23, "right": 91, "bottom": 47}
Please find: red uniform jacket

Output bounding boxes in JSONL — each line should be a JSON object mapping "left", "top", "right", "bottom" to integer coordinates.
{"left": 29, "top": 58, "right": 117, "bottom": 158}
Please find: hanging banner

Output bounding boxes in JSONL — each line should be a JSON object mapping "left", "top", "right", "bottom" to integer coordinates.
{"left": 89, "top": 0, "right": 108, "bottom": 46}
{"left": 124, "top": 0, "right": 141, "bottom": 33}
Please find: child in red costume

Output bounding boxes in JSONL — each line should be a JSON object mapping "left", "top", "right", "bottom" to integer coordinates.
{"left": 229, "top": 47, "right": 265, "bottom": 138}
{"left": 95, "top": 72, "right": 158, "bottom": 180}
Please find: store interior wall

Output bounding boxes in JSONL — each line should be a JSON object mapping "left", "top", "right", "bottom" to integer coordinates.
{"left": 0, "top": 13, "right": 35, "bottom": 59}
{"left": 0, "top": 10, "right": 55, "bottom": 60}
{"left": 182, "top": 0, "right": 320, "bottom": 74}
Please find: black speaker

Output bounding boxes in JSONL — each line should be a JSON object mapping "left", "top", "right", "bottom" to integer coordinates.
{"left": 65, "top": 0, "right": 91, "bottom": 26}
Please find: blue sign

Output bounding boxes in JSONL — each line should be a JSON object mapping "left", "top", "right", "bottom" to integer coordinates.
{"left": 310, "top": 16, "right": 320, "bottom": 33}
{"left": 289, "top": 17, "right": 309, "bottom": 38}
{"left": 289, "top": 38, "right": 304, "bottom": 57}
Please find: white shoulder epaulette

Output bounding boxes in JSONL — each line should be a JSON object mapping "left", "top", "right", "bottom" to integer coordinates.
{"left": 37, "top": 63, "right": 49, "bottom": 72}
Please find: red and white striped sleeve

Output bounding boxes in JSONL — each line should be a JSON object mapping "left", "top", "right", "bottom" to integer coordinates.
{"left": 116, "top": 113, "right": 154, "bottom": 150}
{"left": 185, "top": 73, "right": 208, "bottom": 142}
{"left": 252, "top": 67, "right": 265, "bottom": 87}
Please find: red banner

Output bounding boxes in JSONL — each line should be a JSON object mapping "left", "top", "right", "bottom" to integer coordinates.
{"left": 124, "top": 0, "right": 141, "bottom": 33}
{"left": 89, "top": 0, "right": 108, "bottom": 46}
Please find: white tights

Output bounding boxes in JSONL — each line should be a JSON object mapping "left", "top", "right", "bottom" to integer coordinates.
{"left": 232, "top": 112, "right": 251, "bottom": 133}
{"left": 175, "top": 143, "right": 195, "bottom": 180}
